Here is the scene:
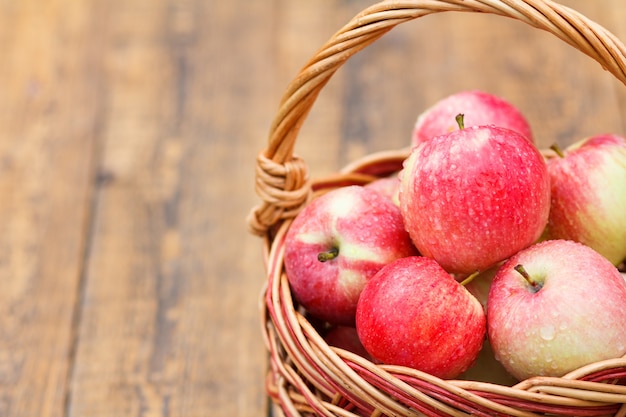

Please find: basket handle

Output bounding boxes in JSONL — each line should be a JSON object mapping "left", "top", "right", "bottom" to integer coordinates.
{"left": 247, "top": 0, "right": 626, "bottom": 236}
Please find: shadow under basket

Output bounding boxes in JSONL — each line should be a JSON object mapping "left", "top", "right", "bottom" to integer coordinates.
{"left": 247, "top": 1, "right": 626, "bottom": 416}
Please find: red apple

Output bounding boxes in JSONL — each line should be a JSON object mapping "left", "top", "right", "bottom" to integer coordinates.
{"left": 399, "top": 119, "right": 551, "bottom": 274}
{"left": 487, "top": 239, "right": 626, "bottom": 381}
{"left": 284, "top": 185, "right": 417, "bottom": 325}
{"left": 544, "top": 134, "right": 626, "bottom": 266}
{"left": 364, "top": 175, "right": 400, "bottom": 206}
{"left": 355, "top": 256, "right": 486, "bottom": 379}
{"left": 411, "top": 90, "right": 533, "bottom": 146}
{"left": 462, "top": 264, "right": 500, "bottom": 313}
{"left": 323, "top": 325, "right": 374, "bottom": 362}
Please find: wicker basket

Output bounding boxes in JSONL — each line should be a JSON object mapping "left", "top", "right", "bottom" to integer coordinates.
{"left": 247, "top": 1, "right": 626, "bottom": 416}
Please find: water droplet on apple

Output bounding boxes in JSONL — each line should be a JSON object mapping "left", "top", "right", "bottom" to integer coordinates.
{"left": 540, "top": 325, "right": 555, "bottom": 341}
{"left": 559, "top": 322, "right": 568, "bottom": 331}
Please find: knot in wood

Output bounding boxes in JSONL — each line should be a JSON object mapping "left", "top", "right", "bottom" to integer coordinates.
{"left": 247, "top": 152, "right": 311, "bottom": 236}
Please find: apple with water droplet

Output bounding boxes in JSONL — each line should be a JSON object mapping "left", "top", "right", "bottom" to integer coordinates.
{"left": 544, "top": 134, "right": 626, "bottom": 266}
{"left": 284, "top": 185, "right": 418, "bottom": 325}
{"left": 399, "top": 115, "right": 551, "bottom": 274}
{"left": 487, "top": 239, "right": 626, "bottom": 381}
{"left": 411, "top": 90, "right": 534, "bottom": 146}
{"left": 356, "top": 256, "right": 486, "bottom": 379}
{"left": 364, "top": 175, "right": 400, "bottom": 206}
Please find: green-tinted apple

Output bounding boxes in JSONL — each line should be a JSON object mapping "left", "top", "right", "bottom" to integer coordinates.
{"left": 488, "top": 240, "right": 626, "bottom": 381}
{"left": 545, "top": 134, "right": 626, "bottom": 266}
{"left": 284, "top": 186, "right": 417, "bottom": 325}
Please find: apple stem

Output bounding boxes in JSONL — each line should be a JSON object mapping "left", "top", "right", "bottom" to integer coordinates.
{"left": 459, "top": 270, "right": 480, "bottom": 286}
{"left": 514, "top": 264, "right": 541, "bottom": 292}
{"left": 550, "top": 143, "right": 565, "bottom": 158}
{"left": 455, "top": 113, "right": 465, "bottom": 130}
{"left": 318, "top": 247, "right": 339, "bottom": 262}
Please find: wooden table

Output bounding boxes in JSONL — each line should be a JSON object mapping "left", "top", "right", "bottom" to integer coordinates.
{"left": 0, "top": 1, "right": 623, "bottom": 416}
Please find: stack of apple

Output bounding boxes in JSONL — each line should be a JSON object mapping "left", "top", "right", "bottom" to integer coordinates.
{"left": 283, "top": 90, "right": 626, "bottom": 382}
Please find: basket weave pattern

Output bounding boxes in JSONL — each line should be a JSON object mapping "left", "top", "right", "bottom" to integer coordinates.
{"left": 248, "top": 1, "right": 626, "bottom": 416}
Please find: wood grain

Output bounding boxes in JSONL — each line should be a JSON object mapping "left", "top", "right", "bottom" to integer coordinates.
{"left": 67, "top": 1, "right": 271, "bottom": 416}
{"left": 0, "top": 1, "right": 100, "bottom": 416}
{"left": 0, "top": 1, "right": 623, "bottom": 417}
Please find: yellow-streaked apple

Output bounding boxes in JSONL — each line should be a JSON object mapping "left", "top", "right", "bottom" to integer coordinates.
{"left": 487, "top": 239, "right": 626, "bottom": 381}
{"left": 284, "top": 186, "right": 417, "bottom": 325}
{"left": 545, "top": 134, "right": 626, "bottom": 266}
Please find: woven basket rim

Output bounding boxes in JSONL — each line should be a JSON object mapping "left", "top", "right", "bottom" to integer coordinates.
{"left": 249, "top": 1, "right": 626, "bottom": 416}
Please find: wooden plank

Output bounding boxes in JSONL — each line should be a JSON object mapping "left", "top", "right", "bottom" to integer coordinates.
{"left": 67, "top": 1, "right": 274, "bottom": 416}
{"left": 0, "top": 0, "right": 100, "bottom": 416}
